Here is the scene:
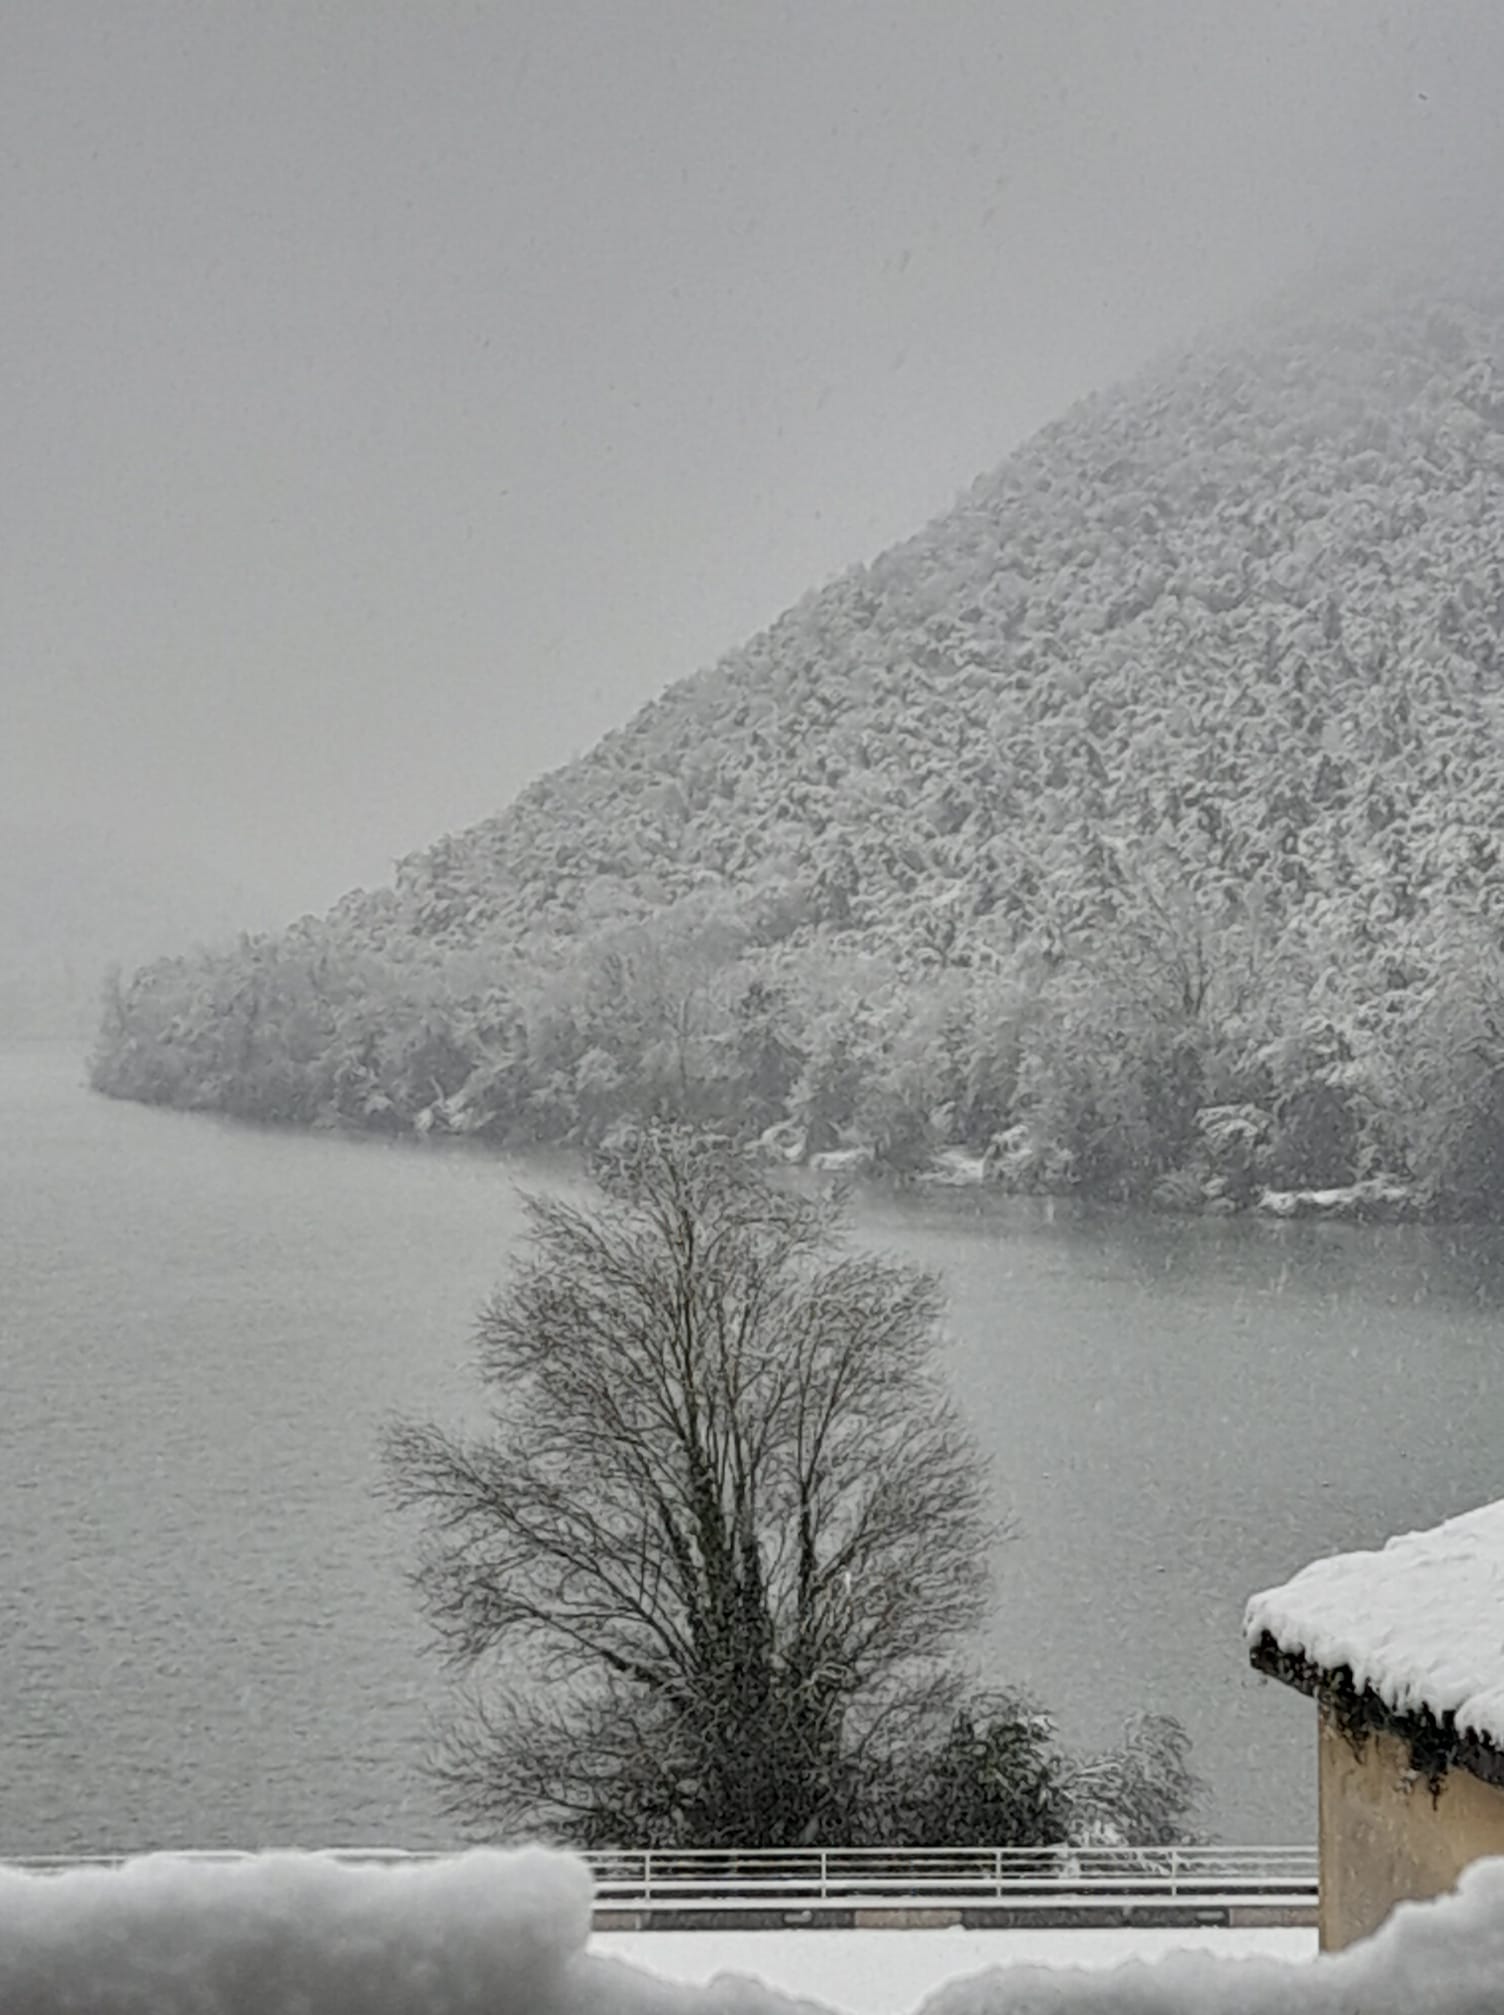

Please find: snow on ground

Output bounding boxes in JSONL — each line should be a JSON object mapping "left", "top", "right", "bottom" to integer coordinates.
{"left": 0, "top": 1847, "right": 593, "bottom": 2015}
{"left": 3, "top": 1845, "right": 1503, "bottom": 2015}
{"left": 1245, "top": 1496, "right": 1504, "bottom": 1748}
{"left": 593, "top": 1925, "right": 1315, "bottom": 2015}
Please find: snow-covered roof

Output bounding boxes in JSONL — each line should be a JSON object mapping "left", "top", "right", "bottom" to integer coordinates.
{"left": 1244, "top": 1500, "right": 1504, "bottom": 1756}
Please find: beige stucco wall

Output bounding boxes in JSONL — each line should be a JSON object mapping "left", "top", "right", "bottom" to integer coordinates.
{"left": 1318, "top": 1708, "right": 1504, "bottom": 1949}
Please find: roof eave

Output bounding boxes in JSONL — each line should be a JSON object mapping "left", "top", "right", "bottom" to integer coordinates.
{"left": 1249, "top": 1630, "right": 1504, "bottom": 1792}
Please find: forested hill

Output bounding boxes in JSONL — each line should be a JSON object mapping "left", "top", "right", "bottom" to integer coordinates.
{"left": 94, "top": 269, "right": 1504, "bottom": 1215}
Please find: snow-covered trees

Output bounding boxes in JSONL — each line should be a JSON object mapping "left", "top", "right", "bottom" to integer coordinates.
{"left": 90, "top": 269, "right": 1504, "bottom": 1213}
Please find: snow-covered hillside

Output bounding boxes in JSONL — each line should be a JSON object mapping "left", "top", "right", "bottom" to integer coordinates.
{"left": 92, "top": 265, "right": 1504, "bottom": 1215}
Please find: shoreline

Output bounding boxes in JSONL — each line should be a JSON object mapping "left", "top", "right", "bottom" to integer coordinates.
{"left": 80, "top": 1064, "right": 1442, "bottom": 1227}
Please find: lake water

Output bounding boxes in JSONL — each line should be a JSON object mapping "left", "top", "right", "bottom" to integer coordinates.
{"left": 4, "top": 1041, "right": 1502, "bottom": 1853}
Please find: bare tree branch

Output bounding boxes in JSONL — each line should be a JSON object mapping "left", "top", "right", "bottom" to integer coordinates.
{"left": 382, "top": 1124, "right": 999, "bottom": 1846}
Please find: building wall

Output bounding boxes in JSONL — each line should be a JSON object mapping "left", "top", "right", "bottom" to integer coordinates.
{"left": 1318, "top": 1710, "right": 1504, "bottom": 1949}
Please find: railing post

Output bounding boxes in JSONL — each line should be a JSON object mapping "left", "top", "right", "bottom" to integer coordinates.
{"left": 1169, "top": 1847, "right": 1179, "bottom": 1899}
{"left": 820, "top": 1848, "right": 827, "bottom": 1902}
{"left": 643, "top": 1850, "right": 652, "bottom": 1903}
{"left": 994, "top": 1847, "right": 1003, "bottom": 1896}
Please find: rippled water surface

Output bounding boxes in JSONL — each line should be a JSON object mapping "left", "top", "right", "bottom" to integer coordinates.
{"left": 4, "top": 1042, "right": 1503, "bottom": 1850}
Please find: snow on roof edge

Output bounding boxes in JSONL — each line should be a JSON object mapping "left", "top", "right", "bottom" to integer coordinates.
{"left": 1244, "top": 1499, "right": 1504, "bottom": 1756}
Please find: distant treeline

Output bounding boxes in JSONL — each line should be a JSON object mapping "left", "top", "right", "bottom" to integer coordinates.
{"left": 90, "top": 869, "right": 1504, "bottom": 1218}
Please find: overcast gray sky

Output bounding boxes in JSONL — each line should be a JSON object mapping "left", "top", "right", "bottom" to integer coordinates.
{"left": 5, "top": 1, "right": 1502, "bottom": 919}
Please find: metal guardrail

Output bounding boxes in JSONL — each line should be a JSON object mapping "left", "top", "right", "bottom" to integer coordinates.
{"left": 585, "top": 1845, "right": 1318, "bottom": 1906}
{"left": 3, "top": 1843, "right": 1318, "bottom": 1909}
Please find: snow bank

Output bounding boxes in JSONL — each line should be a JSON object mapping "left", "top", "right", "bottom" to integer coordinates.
{"left": 0, "top": 1846, "right": 1502, "bottom": 2014}
{"left": 0, "top": 1848, "right": 591, "bottom": 2015}
{"left": 598, "top": 1926, "right": 1313, "bottom": 2015}
{"left": 916, "top": 1861, "right": 1504, "bottom": 2011}
{"left": 1244, "top": 1498, "right": 1504, "bottom": 1749}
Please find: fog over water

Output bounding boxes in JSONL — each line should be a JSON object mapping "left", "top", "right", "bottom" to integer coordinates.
{"left": 6, "top": 1, "right": 1504, "bottom": 917}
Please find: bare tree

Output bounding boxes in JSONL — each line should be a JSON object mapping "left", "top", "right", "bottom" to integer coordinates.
{"left": 383, "top": 1125, "right": 994, "bottom": 1847}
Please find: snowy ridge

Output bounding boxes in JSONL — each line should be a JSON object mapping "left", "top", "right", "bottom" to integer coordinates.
{"left": 1244, "top": 1499, "right": 1504, "bottom": 1751}
{"left": 4, "top": 1844, "right": 1504, "bottom": 2014}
